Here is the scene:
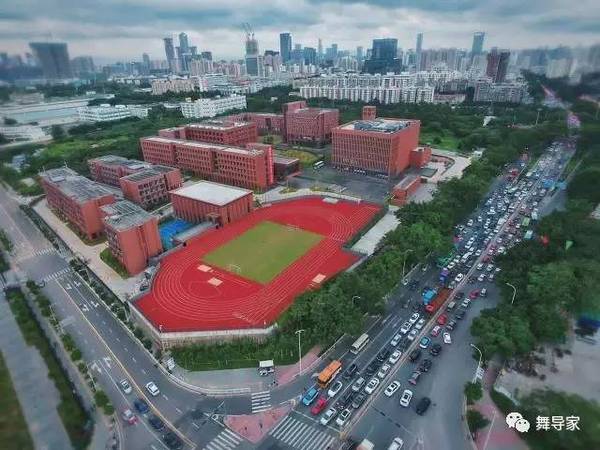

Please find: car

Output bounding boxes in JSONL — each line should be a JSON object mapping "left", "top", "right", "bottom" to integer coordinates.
{"left": 409, "top": 313, "right": 420, "bottom": 324}
{"left": 419, "top": 336, "right": 431, "bottom": 349}
{"left": 162, "top": 431, "right": 183, "bottom": 450}
{"left": 119, "top": 379, "right": 132, "bottom": 395}
{"left": 429, "top": 343, "right": 442, "bottom": 356}
{"left": 133, "top": 398, "right": 150, "bottom": 414}
{"left": 121, "top": 408, "right": 137, "bottom": 425}
{"left": 390, "top": 333, "right": 402, "bottom": 347}
{"left": 469, "top": 290, "right": 480, "bottom": 299}
{"left": 328, "top": 380, "right": 343, "bottom": 398}
{"left": 448, "top": 280, "right": 457, "bottom": 290}
{"left": 468, "top": 276, "right": 477, "bottom": 284}
{"left": 311, "top": 396, "right": 329, "bottom": 415}
{"left": 454, "top": 273, "right": 464, "bottom": 283}
{"left": 446, "top": 301, "right": 457, "bottom": 311}
{"left": 389, "top": 350, "right": 402, "bottom": 365}
{"left": 148, "top": 414, "right": 165, "bottom": 431}
{"left": 419, "top": 359, "right": 432, "bottom": 373}
{"left": 351, "top": 392, "right": 367, "bottom": 409}
{"left": 365, "top": 361, "right": 379, "bottom": 376}
{"left": 446, "top": 319, "right": 457, "bottom": 331}
{"left": 480, "top": 288, "right": 488, "bottom": 297}
{"left": 415, "top": 397, "right": 432, "bottom": 415}
{"left": 383, "top": 380, "right": 401, "bottom": 398}
{"left": 495, "top": 266, "right": 502, "bottom": 273}
{"left": 364, "top": 377, "right": 380, "bottom": 394}
{"left": 414, "top": 318, "right": 426, "bottom": 331}
{"left": 455, "top": 309, "right": 466, "bottom": 320}
{"left": 302, "top": 387, "right": 319, "bottom": 406}
{"left": 145, "top": 381, "right": 160, "bottom": 397}
{"left": 338, "top": 391, "right": 356, "bottom": 410}
{"left": 399, "top": 389, "right": 413, "bottom": 407}
{"left": 486, "top": 264, "right": 494, "bottom": 272}
{"left": 343, "top": 363, "right": 358, "bottom": 379}
{"left": 430, "top": 325, "right": 442, "bottom": 337}
{"left": 377, "top": 364, "right": 391, "bottom": 379}
{"left": 408, "top": 370, "right": 421, "bottom": 385}
{"left": 407, "top": 328, "right": 419, "bottom": 341}
{"left": 320, "top": 407, "right": 338, "bottom": 425}
{"left": 488, "top": 273, "right": 495, "bottom": 282}
{"left": 351, "top": 377, "right": 365, "bottom": 392}
{"left": 408, "top": 348, "right": 421, "bottom": 362}
{"left": 436, "top": 313, "right": 448, "bottom": 325}
{"left": 400, "top": 321, "right": 412, "bottom": 334}
{"left": 335, "top": 408, "right": 352, "bottom": 427}
{"left": 455, "top": 291, "right": 465, "bottom": 300}
{"left": 443, "top": 332, "right": 452, "bottom": 344}
{"left": 388, "top": 437, "right": 404, "bottom": 450}
{"left": 377, "top": 348, "right": 391, "bottom": 362}
{"left": 477, "top": 273, "right": 486, "bottom": 282}
{"left": 483, "top": 255, "right": 491, "bottom": 263}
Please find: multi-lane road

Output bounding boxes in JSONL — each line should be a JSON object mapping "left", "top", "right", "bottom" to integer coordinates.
{"left": 0, "top": 135, "right": 574, "bottom": 450}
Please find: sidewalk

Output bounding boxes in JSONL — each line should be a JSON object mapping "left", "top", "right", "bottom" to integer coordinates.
{"left": 471, "top": 361, "right": 528, "bottom": 450}
{"left": 0, "top": 290, "right": 73, "bottom": 450}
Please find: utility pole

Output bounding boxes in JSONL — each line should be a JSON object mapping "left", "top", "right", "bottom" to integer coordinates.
{"left": 295, "top": 329, "right": 305, "bottom": 377}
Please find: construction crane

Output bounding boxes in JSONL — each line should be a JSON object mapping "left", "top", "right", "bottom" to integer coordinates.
{"left": 242, "top": 22, "right": 254, "bottom": 41}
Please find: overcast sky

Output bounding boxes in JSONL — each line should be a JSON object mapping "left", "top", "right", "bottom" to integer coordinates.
{"left": 1, "top": 0, "right": 599, "bottom": 63}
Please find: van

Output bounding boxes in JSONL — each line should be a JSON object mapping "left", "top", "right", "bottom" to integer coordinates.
{"left": 446, "top": 301, "right": 456, "bottom": 312}
{"left": 258, "top": 360, "right": 274, "bottom": 376}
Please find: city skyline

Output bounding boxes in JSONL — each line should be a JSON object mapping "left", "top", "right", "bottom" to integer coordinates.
{"left": 1, "top": 0, "right": 599, "bottom": 62}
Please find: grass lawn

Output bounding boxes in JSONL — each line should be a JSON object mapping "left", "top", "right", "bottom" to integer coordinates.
{"left": 0, "top": 352, "right": 35, "bottom": 450}
{"left": 99, "top": 248, "right": 129, "bottom": 279}
{"left": 275, "top": 148, "right": 320, "bottom": 167}
{"left": 202, "top": 221, "right": 323, "bottom": 284}
{"left": 420, "top": 131, "right": 461, "bottom": 151}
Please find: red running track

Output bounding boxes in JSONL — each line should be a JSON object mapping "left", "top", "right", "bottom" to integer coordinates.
{"left": 135, "top": 197, "right": 380, "bottom": 332}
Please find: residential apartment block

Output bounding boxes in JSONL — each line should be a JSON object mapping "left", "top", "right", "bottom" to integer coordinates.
{"left": 77, "top": 104, "right": 149, "bottom": 122}
{"left": 179, "top": 95, "right": 247, "bottom": 119}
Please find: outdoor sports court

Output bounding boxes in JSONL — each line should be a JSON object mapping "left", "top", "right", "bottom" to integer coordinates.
{"left": 135, "top": 197, "right": 380, "bottom": 332}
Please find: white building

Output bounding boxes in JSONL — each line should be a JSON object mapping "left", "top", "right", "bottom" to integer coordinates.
{"left": 473, "top": 82, "right": 528, "bottom": 104}
{"left": 77, "top": 104, "right": 150, "bottom": 122}
{"left": 179, "top": 95, "right": 247, "bottom": 119}
{"left": 151, "top": 77, "right": 208, "bottom": 95}
{"left": 298, "top": 84, "right": 435, "bottom": 104}
{"left": 0, "top": 124, "right": 49, "bottom": 141}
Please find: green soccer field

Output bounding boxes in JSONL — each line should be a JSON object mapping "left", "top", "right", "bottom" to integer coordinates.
{"left": 202, "top": 221, "right": 323, "bottom": 284}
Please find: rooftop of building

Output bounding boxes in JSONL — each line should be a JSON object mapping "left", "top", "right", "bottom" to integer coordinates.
{"left": 143, "top": 136, "right": 264, "bottom": 156}
{"left": 339, "top": 118, "right": 416, "bottom": 133}
{"left": 395, "top": 174, "right": 420, "bottom": 190}
{"left": 40, "top": 167, "right": 114, "bottom": 202}
{"left": 90, "top": 155, "right": 150, "bottom": 170}
{"left": 171, "top": 180, "right": 252, "bottom": 206}
{"left": 289, "top": 107, "right": 337, "bottom": 117}
{"left": 120, "top": 165, "right": 177, "bottom": 183}
{"left": 273, "top": 155, "right": 300, "bottom": 164}
{"left": 101, "top": 200, "right": 155, "bottom": 231}
{"left": 186, "top": 120, "right": 251, "bottom": 131}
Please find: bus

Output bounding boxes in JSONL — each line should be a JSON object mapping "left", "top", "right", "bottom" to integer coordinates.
{"left": 522, "top": 217, "right": 531, "bottom": 228}
{"left": 313, "top": 160, "right": 325, "bottom": 169}
{"left": 350, "top": 333, "right": 370, "bottom": 355}
{"left": 317, "top": 360, "right": 343, "bottom": 388}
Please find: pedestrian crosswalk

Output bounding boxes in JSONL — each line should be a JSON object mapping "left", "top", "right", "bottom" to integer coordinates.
{"left": 250, "top": 390, "right": 271, "bottom": 413}
{"left": 269, "top": 416, "right": 336, "bottom": 450}
{"left": 16, "top": 246, "right": 56, "bottom": 262}
{"left": 203, "top": 428, "right": 243, "bottom": 450}
{"left": 42, "top": 267, "right": 71, "bottom": 282}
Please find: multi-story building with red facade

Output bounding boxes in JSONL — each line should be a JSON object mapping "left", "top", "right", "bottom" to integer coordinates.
{"left": 140, "top": 137, "right": 274, "bottom": 190}
{"left": 40, "top": 167, "right": 116, "bottom": 240}
{"left": 391, "top": 175, "right": 421, "bottom": 206}
{"left": 410, "top": 146, "right": 432, "bottom": 168}
{"left": 170, "top": 181, "right": 253, "bottom": 226}
{"left": 225, "top": 112, "right": 284, "bottom": 135}
{"left": 119, "top": 165, "right": 182, "bottom": 209}
{"left": 89, "top": 155, "right": 151, "bottom": 187}
{"left": 158, "top": 120, "right": 257, "bottom": 147}
{"left": 282, "top": 100, "right": 339, "bottom": 146}
{"left": 331, "top": 107, "right": 421, "bottom": 176}
{"left": 100, "top": 200, "right": 162, "bottom": 275}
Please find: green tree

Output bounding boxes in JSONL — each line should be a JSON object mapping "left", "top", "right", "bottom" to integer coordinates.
{"left": 465, "top": 381, "right": 483, "bottom": 405}
{"left": 50, "top": 125, "right": 66, "bottom": 140}
{"left": 467, "top": 409, "right": 489, "bottom": 432}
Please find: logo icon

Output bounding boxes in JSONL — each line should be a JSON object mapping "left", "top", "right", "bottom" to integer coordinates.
{"left": 515, "top": 418, "right": 531, "bottom": 433}
{"left": 506, "top": 412, "right": 523, "bottom": 428}
{"left": 506, "top": 412, "right": 530, "bottom": 433}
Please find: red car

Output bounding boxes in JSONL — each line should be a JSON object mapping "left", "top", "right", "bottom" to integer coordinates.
{"left": 469, "top": 289, "right": 480, "bottom": 299}
{"left": 436, "top": 314, "right": 448, "bottom": 326}
{"left": 310, "top": 396, "right": 328, "bottom": 415}
{"left": 483, "top": 255, "right": 491, "bottom": 263}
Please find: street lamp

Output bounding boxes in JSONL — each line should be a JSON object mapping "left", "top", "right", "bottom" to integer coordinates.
{"left": 506, "top": 282, "right": 517, "bottom": 305}
{"left": 470, "top": 343, "right": 483, "bottom": 383}
{"left": 401, "top": 249, "right": 414, "bottom": 281}
{"left": 295, "top": 329, "right": 305, "bottom": 377}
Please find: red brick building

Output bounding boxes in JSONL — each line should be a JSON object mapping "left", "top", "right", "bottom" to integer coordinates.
{"left": 119, "top": 165, "right": 182, "bottom": 209}
{"left": 170, "top": 181, "right": 254, "bottom": 226}
{"left": 282, "top": 100, "right": 339, "bottom": 146}
{"left": 100, "top": 200, "right": 162, "bottom": 275}
{"left": 226, "top": 112, "right": 284, "bottom": 135}
{"left": 273, "top": 155, "right": 301, "bottom": 181}
{"left": 158, "top": 120, "right": 257, "bottom": 147}
{"left": 89, "top": 155, "right": 151, "bottom": 187}
{"left": 362, "top": 105, "right": 377, "bottom": 120}
{"left": 140, "top": 136, "right": 274, "bottom": 190}
{"left": 331, "top": 111, "right": 421, "bottom": 176}
{"left": 410, "top": 146, "right": 432, "bottom": 169}
{"left": 391, "top": 175, "right": 421, "bottom": 206}
{"left": 40, "top": 167, "right": 116, "bottom": 240}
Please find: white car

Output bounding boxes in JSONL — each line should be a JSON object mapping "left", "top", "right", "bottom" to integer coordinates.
{"left": 320, "top": 407, "right": 337, "bottom": 426}
{"left": 388, "top": 437, "right": 404, "bottom": 450}
{"left": 364, "top": 377, "right": 380, "bottom": 394}
{"left": 477, "top": 273, "right": 486, "bottom": 282}
{"left": 414, "top": 318, "right": 426, "bottom": 331}
{"left": 145, "top": 381, "right": 160, "bottom": 397}
{"left": 454, "top": 273, "right": 464, "bottom": 283}
{"left": 443, "top": 332, "right": 452, "bottom": 345}
{"left": 377, "top": 364, "right": 391, "bottom": 379}
{"left": 336, "top": 408, "right": 352, "bottom": 427}
{"left": 486, "top": 264, "right": 494, "bottom": 272}
{"left": 399, "top": 389, "right": 413, "bottom": 407}
{"left": 409, "top": 313, "right": 420, "bottom": 325}
{"left": 384, "top": 381, "right": 401, "bottom": 397}
{"left": 351, "top": 377, "right": 365, "bottom": 392}
{"left": 476, "top": 263, "right": 484, "bottom": 271}
{"left": 407, "top": 328, "right": 418, "bottom": 341}
{"left": 119, "top": 379, "right": 132, "bottom": 395}
{"left": 388, "top": 350, "right": 402, "bottom": 365}
{"left": 390, "top": 333, "right": 402, "bottom": 347}
{"left": 327, "top": 380, "right": 343, "bottom": 398}
{"left": 400, "top": 321, "right": 412, "bottom": 334}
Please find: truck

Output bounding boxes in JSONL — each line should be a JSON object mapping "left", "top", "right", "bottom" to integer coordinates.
{"left": 424, "top": 288, "right": 452, "bottom": 314}
{"left": 422, "top": 288, "right": 437, "bottom": 305}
